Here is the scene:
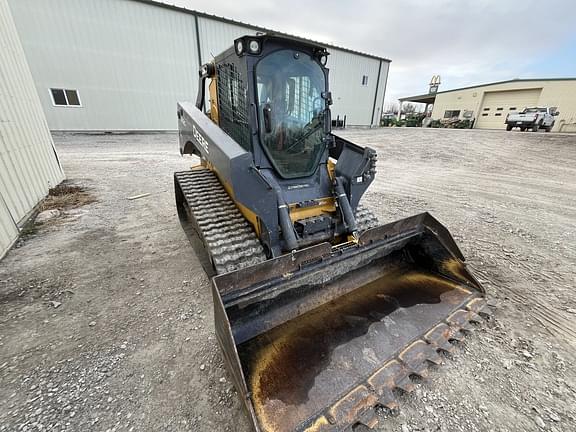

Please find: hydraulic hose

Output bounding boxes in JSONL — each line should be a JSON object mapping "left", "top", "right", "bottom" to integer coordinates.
{"left": 276, "top": 191, "right": 298, "bottom": 252}
{"left": 335, "top": 177, "right": 357, "bottom": 234}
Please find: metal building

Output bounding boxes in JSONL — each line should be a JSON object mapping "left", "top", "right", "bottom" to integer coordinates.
{"left": 400, "top": 78, "right": 576, "bottom": 132}
{"left": 7, "top": 0, "right": 390, "bottom": 131}
{"left": 0, "top": 0, "right": 65, "bottom": 258}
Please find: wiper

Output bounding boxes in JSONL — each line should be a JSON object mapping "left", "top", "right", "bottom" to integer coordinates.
{"left": 284, "top": 123, "right": 322, "bottom": 152}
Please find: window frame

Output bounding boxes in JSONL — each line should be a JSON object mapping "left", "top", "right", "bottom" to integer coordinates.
{"left": 49, "top": 88, "right": 82, "bottom": 108}
{"left": 253, "top": 48, "right": 328, "bottom": 179}
{"left": 444, "top": 110, "right": 461, "bottom": 119}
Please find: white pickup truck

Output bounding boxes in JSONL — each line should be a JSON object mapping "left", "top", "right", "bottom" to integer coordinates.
{"left": 505, "top": 107, "right": 559, "bottom": 132}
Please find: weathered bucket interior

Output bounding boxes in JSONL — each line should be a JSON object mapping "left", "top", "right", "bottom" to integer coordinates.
{"left": 212, "top": 213, "right": 485, "bottom": 432}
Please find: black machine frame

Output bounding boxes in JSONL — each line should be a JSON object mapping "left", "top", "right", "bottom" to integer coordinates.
{"left": 178, "top": 33, "right": 377, "bottom": 257}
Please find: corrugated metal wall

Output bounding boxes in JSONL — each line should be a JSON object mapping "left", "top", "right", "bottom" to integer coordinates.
{"left": 8, "top": 0, "right": 200, "bottom": 131}
{"left": 8, "top": 0, "right": 388, "bottom": 130}
{"left": 0, "top": 0, "right": 65, "bottom": 257}
{"left": 329, "top": 50, "right": 382, "bottom": 126}
{"left": 197, "top": 17, "right": 254, "bottom": 64}
{"left": 372, "top": 61, "right": 390, "bottom": 126}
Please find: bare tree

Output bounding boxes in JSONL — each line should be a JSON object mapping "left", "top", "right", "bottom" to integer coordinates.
{"left": 402, "top": 103, "right": 416, "bottom": 114}
{"left": 384, "top": 102, "right": 399, "bottom": 114}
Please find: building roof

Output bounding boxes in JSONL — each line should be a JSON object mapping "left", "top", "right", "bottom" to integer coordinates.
{"left": 398, "top": 93, "right": 437, "bottom": 104}
{"left": 400, "top": 77, "right": 576, "bottom": 102}
{"left": 131, "top": 0, "right": 391, "bottom": 63}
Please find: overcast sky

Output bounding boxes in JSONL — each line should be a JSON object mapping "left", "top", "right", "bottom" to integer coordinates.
{"left": 165, "top": 0, "right": 576, "bottom": 107}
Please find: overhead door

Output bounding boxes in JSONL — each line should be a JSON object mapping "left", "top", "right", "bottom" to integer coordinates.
{"left": 476, "top": 89, "right": 542, "bottom": 129}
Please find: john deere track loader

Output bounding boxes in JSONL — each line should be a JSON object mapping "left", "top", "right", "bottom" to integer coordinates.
{"left": 175, "top": 34, "right": 491, "bottom": 432}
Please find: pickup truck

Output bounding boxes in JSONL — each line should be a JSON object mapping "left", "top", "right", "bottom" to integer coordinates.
{"left": 505, "top": 107, "right": 559, "bottom": 132}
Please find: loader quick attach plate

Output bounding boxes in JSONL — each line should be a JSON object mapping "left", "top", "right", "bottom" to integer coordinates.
{"left": 212, "top": 213, "right": 492, "bottom": 432}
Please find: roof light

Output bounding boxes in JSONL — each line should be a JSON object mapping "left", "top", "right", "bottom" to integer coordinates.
{"left": 235, "top": 40, "right": 244, "bottom": 55}
{"left": 249, "top": 40, "right": 260, "bottom": 53}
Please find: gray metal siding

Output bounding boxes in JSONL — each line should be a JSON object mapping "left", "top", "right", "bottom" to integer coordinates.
{"left": 8, "top": 0, "right": 389, "bottom": 129}
{"left": 9, "top": 0, "right": 201, "bottom": 131}
{"left": 0, "top": 0, "right": 65, "bottom": 257}
{"left": 372, "top": 61, "right": 389, "bottom": 126}
{"left": 328, "top": 49, "right": 383, "bottom": 126}
{"left": 0, "top": 195, "right": 18, "bottom": 258}
{"left": 197, "top": 17, "right": 255, "bottom": 64}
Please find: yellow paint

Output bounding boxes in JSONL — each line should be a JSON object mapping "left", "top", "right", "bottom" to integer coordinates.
{"left": 209, "top": 75, "right": 219, "bottom": 124}
{"left": 327, "top": 158, "right": 336, "bottom": 181}
{"left": 440, "top": 258, "right": 474, "bottom": 286}
{"left": 303, "top": 416, "right": 330, "bottom": 432}
{"left": 288, "top": 198, "right": 336, "bottom": 222}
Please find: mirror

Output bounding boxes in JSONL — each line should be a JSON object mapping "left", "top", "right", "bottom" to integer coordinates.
{"left": 263, "top": 103, "right": 272, "bottom": 133}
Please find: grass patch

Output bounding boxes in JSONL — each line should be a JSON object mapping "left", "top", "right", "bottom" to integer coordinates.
{"left": 40, "top": 182, "right": 97, "bottom": 211}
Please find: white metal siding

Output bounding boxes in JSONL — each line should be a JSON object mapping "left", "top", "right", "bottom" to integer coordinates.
{"left": 0, "top": 0, "right": 65, "bottom": 257}
{"left": 0, "top": 194, "right": 18, "bottom": 258}
{"left": 8, "top": 0, "right": 388, "bottom": 129}
{"left": 372, "top": 61, "right": 389, "bottom": 126}
{"left": 328, "top": 50, "right": 382, "bottom": 126}
{"left": 197, "top": 17, "right": 255, "bottom": 64}
{"left": 8, "top": 0, "right": 201, "bottom": 131}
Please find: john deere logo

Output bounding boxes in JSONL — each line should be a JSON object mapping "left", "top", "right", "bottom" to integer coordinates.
{"left": 193, "top": 124, "right": 209, "bottom": 154}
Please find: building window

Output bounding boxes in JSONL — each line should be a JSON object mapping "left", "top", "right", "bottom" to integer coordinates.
{"left": 444, "top": 110, "right": 460, "bottom": 118}
{"left": 483, "top": 107, "right": 490, "bottom": 111}
{"left": 495, "top": 113, "right": 502, "bottom": 116}
{"left": 481, "top": 113, "right": 488, "bottom": 116}
{"left": 496, "top": 107, "right": 503, "bottom": 111}
{"left": 361, "top": 75, "right": 368, "bottom": 86}
{"left": 509, "top": 107, "right": 517, "bottom": 110}
{"left": 50, "top": 88, "right": 81, "bottom": 107}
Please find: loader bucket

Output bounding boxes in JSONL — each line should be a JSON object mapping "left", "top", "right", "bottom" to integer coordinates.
{"left": 212, "top": 213, "right": 490, "bottom": 432}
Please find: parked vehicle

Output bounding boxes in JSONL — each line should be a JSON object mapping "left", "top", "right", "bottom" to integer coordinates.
{"left": 506, "top": 107, "right": 559, "bottom": 132}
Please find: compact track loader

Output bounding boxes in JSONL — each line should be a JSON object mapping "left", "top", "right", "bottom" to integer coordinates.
{"left": 175, "top": 34, "right": 491, "bottom": 432}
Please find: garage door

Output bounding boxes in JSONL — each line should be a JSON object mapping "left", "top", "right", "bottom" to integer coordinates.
{"left": 476, "top": 89, "right": 542, "bottom": 129}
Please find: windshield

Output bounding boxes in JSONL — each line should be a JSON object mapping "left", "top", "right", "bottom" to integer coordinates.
{"left": 522, "top": 108, "right": 547, "bottom": 113}
{"left": 256, "top": 50, "right": 326, "bottom": 178}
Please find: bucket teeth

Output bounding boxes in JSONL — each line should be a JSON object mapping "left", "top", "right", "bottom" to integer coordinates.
{"left": 395, "top": 376, "right": 416, "bottom": 393}
{"left": 466, "top": 297, "right": 494, "bottom": 318}
{"left": 321, "top": 386, "right": 378, "bottom": 432}
{"left": 468, "top": 311, "right": 483, "bottom": 324}
{"left": 399, "top": 340, "right": 442, "bottom": 378}
{"left": 449, "top": 329, "right": 466, "bottom": 342}
{"left": 367, "top": 360, "right": 410, "bottom": 408}
{"left": 425, "top": 323, "right": 456, "bottom": 353}
{"left": 447, "top": 310, "right": 475, "bottom": 333}
{"left": 300, "top": 297, "right": 493, "bottom": 432}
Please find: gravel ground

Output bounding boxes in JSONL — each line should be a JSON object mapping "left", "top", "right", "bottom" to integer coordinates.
{"left": 0, "top": 128, "right": 575, "bottom": 432}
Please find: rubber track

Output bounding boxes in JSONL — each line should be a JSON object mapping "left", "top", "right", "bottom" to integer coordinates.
{"left": 177, "top": 168, "right": 380, "bottom": 274}
{"left": 355, "top": 204, "right": 380, "bottom": 232}
{"left": 175, "top": 169, "right": 267, "bottom": 275}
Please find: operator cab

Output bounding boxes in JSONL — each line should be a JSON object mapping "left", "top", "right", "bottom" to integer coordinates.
{"left": 196, "top": 34, "right": 333, "bottom": 180}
